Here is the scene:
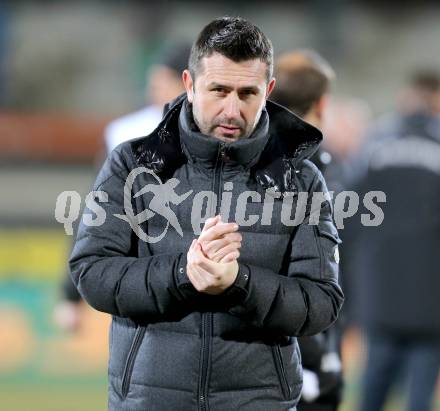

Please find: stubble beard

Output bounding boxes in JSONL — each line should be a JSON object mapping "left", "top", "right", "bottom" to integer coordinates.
{"left": 192, "top": 105, "right": 262, "bottom": 142}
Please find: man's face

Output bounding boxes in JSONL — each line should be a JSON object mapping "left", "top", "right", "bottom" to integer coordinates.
{"left": 183, "top": 53, "right": 275, "bottom": 142}
{"left": 148, "top": 66, "right": 185, "bottom": 107}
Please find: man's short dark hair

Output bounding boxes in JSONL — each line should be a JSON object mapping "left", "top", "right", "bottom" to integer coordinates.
{"left": 409, "top": 69, "right": 440, "bottom": 93}
{"left": 158, "top": 42, "right": 192, "bottom": 74}
{"left": 272, "top": 50, "right": 335, "bottom": 117}
{"left": 189, "top": 16, "right": 273, "bottom": 81}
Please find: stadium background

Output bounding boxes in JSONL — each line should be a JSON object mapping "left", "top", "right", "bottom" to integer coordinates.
{"left": 0, "top": 1, "right": 439, "bottom": 410}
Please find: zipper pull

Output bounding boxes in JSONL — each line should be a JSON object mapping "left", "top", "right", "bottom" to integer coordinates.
{"left": 220, "top": 143, "right": 228, "bottom": 161}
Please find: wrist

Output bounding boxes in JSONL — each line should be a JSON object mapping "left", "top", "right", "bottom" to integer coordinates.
{"left": 223, "top": 263, "right": 250, "bottom": 303}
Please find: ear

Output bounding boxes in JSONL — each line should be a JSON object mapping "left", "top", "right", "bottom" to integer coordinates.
{"left": 265, "top": 78, "right": 276, "bottom": 99}
{"left": 315, "top": 94, "right": 329, "bottom": 119}
{"left": 182, "top": 69, "right": 194, "bottom": 103}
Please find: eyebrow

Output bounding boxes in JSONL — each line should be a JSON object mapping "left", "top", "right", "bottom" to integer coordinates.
{"left": 208, "top": 82, "right": 260, "bottom": 93}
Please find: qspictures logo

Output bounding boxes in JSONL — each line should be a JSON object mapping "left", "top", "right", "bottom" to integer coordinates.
{"left": 54, "top": 167, "right": 386, "bottom": 242}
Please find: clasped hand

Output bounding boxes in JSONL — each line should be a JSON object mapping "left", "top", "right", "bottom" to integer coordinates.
{"left": 186, "top": 215, "right": 242, "bottom": 295}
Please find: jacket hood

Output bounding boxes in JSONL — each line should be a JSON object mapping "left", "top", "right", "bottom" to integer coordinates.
{"left": 131, "top": 94, "right": 322, "bottom": 192}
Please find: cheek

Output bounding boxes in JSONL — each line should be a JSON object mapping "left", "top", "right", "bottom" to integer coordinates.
{"left": 198, "top": 97, "right": 219, "bottom": 119}
{"left": 192, "top": 99, "right": 210, "bottom": 128}
{"left": 245, "top": 101, "right": 264, "bottom": 125}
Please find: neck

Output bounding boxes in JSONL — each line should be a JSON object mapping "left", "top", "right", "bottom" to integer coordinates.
{"left": 303, "top": 111, "right": 322, "bottom": 130}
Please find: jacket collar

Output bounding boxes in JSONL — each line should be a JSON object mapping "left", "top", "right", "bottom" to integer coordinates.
{"left": 131, "top": 94, "right": 322, "bottom": 192}
{"left": 178, "top": 99, "right": 270, "bottom": 172}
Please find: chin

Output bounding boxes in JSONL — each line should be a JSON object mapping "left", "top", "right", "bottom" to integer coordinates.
{"left": 218, "top": 135, "right": 239, "bottom": 142}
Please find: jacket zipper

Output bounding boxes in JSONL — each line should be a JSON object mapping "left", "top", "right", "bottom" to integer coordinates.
{"left": 121, "top": 326, "right": 146, "bottom": 398}
{"left": 272, "top": 344, "right": 292, "bottom": 400}
{"left": 210, "top": 143, "right": 226, "bottom": 216}
{"left": 198, "top": 143, "right": 226, "bottom": 411}
{"left": 198, "top": 312, "right": 213, "bottom": 411}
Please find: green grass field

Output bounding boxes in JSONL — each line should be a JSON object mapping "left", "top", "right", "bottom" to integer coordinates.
{"left": 0, "top": 384, "right": 107, "bottom": 411}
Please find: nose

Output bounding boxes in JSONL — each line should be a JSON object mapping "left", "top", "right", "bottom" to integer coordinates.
{"left": 223, "top": 93, "right": 241, "bottom": 120}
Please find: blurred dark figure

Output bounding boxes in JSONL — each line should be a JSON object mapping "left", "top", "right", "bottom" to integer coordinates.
{"left": 350, "top": 70, "right": 440, "bottom": 411}
{"left": 53, "top": 43, "right": 190, "bottom": 331}
{"left": 271, "top": 49, "right": 343, "bottom": 411}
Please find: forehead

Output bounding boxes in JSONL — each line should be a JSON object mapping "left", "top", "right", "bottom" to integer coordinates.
{"left": 197, "top": 52, "right": 267, "bottom": 87}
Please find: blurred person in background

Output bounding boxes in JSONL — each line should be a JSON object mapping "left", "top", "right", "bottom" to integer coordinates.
{"left": 69, "top": 16, "right": 343, "bottom": 411}
{"left": 349, "top": 70, "right": 440, "bottom": 411}
{"left": 53, "top": 43, "right": 190, "bottom": 331}
{"left": 271, "top": 49, "right": 344, "bottom": 411}
{"left": 105, "top": 43, "right": 191, "bottom": 153}
{"left": 320, "top": 97, "right": 371, "bottom": 195}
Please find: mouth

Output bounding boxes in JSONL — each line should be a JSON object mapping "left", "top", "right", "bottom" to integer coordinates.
{"left": 217, "top": 125, "right": 241, "bottom": 136}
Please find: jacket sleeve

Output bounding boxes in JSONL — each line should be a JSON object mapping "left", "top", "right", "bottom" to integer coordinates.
{"left": 69, "top": 146, "right": 197, "bottom": 320}
{"left": 227, "top": 162, "right": 344, "bottom": 336}
{"left": 62, "top": 272, "right": 82, "bottom": 302}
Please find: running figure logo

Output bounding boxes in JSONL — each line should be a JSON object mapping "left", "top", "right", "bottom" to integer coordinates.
{"left": 115, "top": 167, "right": 193, "bottom": 243}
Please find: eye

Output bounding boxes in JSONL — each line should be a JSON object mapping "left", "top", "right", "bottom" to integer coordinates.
{"left": 211, "top": 87, "right": 227, "bottom": 94}
{"left": 240, "top": 89, "right": 257, "bottom": 98}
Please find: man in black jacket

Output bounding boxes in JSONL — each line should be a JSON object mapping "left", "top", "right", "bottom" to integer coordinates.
{"left": 70, "top": 17, "right": 343, "bottom": 411}
{"left": 350, "top": 70, "right": 440, "bottom": 411}
{"left": 271, "top": 49, "right": 343, "bottom": 411}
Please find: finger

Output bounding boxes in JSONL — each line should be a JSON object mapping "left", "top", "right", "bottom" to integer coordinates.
{"left": 188, "top": 245, "right": 214, "bottom": 284}
{"left": 193, "top": 249, "right": 220, "bottom": 274}
{"left": 189, "top": 258, "right": 219, "bottom": 292}
{"left": 189, "top": 239, "right": 197, "bottom": 250}
{"left": 192, "top": 243, "right": 218, "bottom": 273}
{"left": 223, "top": 232, "right": 242, "bottom": 243}
{"left": 200, "top": 233, "right": 242, "bottom": 257}
{"left": 194, "top": 242, "right": 211, "bottom": 262}
{"left": 201, "top": 215, "right": 220, "bottom": 233}
{"left": 198, "top": 222, "right": 239, "bottom": 242}
{"left": 211, "top": 242, "right": 241, "bottom": 263}
{"left": 220, "top": 250, "right": 240, "bottom": 263}
{"left": 202, "top": 238, "right": 233, "bottom": 256}
{"left": 187, "top": 239, "right": 198, "bottom": 264}
{"left": 192, "top": 257, "right": 214, "bottom": 279}
{"left": 186, "top": 264, "right": 206, "bottom": 291}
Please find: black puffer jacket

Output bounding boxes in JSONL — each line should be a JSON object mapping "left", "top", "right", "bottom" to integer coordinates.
{"left": 69, "top": 96, "right": 344, "bottom": 411}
